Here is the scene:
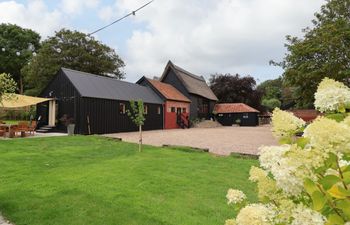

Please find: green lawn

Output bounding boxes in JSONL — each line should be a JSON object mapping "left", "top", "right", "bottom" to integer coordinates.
{"left": 0, "top": 136, "right": 257, "bottom": 225}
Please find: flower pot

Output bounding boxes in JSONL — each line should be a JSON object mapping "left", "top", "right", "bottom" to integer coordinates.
{"left": 67, "top": 124, "right": 75, "bottom": 136}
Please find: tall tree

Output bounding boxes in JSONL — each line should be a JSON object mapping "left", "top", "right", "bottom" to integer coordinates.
{"left": 257, "top": 77, "right": 296, "bottom": 110}
{"left": 209, "top": 73, "right": 263, "bottom": 111}
{"left": 277, "top": 0, "right": 350, "bottom": 107}
{"left": 0, "top": 23, "right": 40, "bottom": 94}
{"left": 22, "top": 29, "right": 125, "bottom": 95}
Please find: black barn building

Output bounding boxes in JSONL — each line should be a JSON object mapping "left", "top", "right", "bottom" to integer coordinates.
{"left": 214, "top": 103, "right": 259, "bottom": 126}
{"left": 159, "top": 61, "right": 218, "bottom": 119}
{"left": 37, "top": 68, "right": 163, "bottom": 134}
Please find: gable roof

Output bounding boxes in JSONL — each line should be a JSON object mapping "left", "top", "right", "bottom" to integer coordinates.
{"left": 214, "top": 103, "right": 259, "bottom": 113}
{"left": 160, "top": 61, "right": 218, "bottom": 101}
{"left": 61, "top": 68, "right": 163, "bottom": 104}
{"left": 139, "top": 77, "right": 191, "bottom": 103}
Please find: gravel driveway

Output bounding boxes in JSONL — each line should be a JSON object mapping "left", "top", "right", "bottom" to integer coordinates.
{"left": 104, "top": 125, "right": 277, "bottom": 156}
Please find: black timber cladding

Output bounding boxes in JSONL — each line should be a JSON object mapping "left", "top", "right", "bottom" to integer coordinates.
{"left": 38, "top": 68, "right": 163, "bottom": 134}
{"left": 216, "top": 112, "right": 259, "bottom": 126}
{"left": 37, "top": 69, "right": 80, "bottom": 132}
{"left": 160, "top": 61, "right": 217, "bottom": 119}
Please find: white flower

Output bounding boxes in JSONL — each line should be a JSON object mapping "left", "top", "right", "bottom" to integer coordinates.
{"left": 303, "top": 117, "right": 350, "bottom": 154}
{"left": 236, "top": 203, "right": 276, "bottom": 225}
{"left": 314, "top": 77, "right": 350, "bottom": 113}
{"left": 249, "top": 166, "right": 268, "bottom": 182}
{"left": 225, "top": 219, "right": 236, "bottom": 225}
{"left": 226, "top": 189, "right": 246, "bottom": 205}
{"left": 259, "top": 145, "right": 290, "bottom": 171}
{"left": 291, "top": 204, "right": 326, "bottom": 225}
{"left": 271, "top": 108, "right": 306, "bottom": 138}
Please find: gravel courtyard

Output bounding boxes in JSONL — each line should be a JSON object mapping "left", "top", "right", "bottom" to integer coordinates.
{"left": 104, "top": 125, "right": 277, "bottom": 156}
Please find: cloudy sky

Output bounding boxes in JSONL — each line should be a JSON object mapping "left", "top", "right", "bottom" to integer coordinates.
{"left": 0, "top": 0, "right": 325, "bottom": 82}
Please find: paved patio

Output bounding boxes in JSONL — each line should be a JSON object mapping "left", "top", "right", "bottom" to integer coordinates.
{"left": 104, "top": 125, "right": 277, "bottom": 156}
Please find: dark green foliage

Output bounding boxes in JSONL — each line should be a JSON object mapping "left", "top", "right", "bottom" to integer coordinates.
{"left": 0, "top": 23, "right": 41, "bottom": 93}
{"left": 279, "top": 0, "right": 350, "bottom": 107}
{"left": 0, "top": 136, "right": 257, "bottom": 225}
{"left": 257, "top": 77, "right": 296, "bottom": 110}
{"left": 22, "top": 29, "right": 125, "bottom": 95}
{"left": 261, "top": 98, "right": 281, "bottom": 111}
{"left": 209, "top": 73, "right": 263, "bottom": 111}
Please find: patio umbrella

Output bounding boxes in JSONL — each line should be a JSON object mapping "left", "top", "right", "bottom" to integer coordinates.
{"left": 1, "top": 94, "right": 52, "bottom": 108}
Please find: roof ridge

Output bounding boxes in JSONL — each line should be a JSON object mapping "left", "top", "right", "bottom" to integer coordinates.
{"left": 170, "top": 63, "right": 205, "bottom": 81}
{"left": 62, "top": 67, "right": 145, "bottom": 88}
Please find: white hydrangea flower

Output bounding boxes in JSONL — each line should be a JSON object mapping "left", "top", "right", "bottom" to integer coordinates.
{"left": 314, "top": 77, "right": 350, "bottom": 113}
{"left": 271, "top": 108, "right": 306, "bottom": 138}
{"left": 225, "top": 219, "right": 236, "bottom": 225}
{"left": 291, "top": 204, "right": 326, "bottom": 225}
{"left": 236, "top": 203, "right": 276, "bottom": 225}
{"left": 343, "top": 115, "right": 350, "bottom": 127}
{"left": 259, "top": 145, "right": 317, "bottom": 196}
{"left": 249, "top": 166, "right": 268, "bottom": 182}
{"left": 303, "top": 117, "right": 350, "bottom": 154}
{"left": 226, "top": 189, "right": 246, "bottom": 205}
{"left": 259, "top": 145, "right": 290, "bottom": 172}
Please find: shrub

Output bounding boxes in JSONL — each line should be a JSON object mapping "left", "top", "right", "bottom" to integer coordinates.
{"left": 225, "top": 78, "right": 350, "bottom": 225}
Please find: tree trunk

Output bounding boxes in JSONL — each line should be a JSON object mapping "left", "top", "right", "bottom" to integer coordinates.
{"left": 139, "top": 124, "right": 142, "bottom": 152}
{"left": 19, "top": 76, "right": 23, "bottom": 94}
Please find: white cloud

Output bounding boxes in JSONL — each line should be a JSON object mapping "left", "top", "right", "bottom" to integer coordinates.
{"left": 60, "top": 0, "right": 100, "bottom": 15}
{"left": 115, "top": 0, "right": 325, "bottom": 82}
{"left": 0, "top": 0, "right": 64, "bottom": 38}
{"left": 98, "top": 6, "right": 115, "bottom": 22}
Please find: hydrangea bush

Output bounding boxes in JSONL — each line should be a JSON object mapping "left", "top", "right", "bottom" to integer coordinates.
{"left": 225, "top": 78, "right": 350, "bottom": 225}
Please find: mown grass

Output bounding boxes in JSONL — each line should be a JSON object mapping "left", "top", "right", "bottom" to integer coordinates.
{"left": 0, "top": 136, "right": 257, "bottom": 225}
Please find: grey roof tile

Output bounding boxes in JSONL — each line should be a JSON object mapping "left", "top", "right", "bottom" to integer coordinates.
{"left": 61, "top": 68, "right": 163, "bottom": 104}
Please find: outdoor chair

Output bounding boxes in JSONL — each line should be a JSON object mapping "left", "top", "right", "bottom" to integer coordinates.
{"left": 9, "top": 125, "right": 18, "bottom": 138}
{"left": 16, "top": 122, "right": 30, "bottom": 137}
{"left": 0, "top": 127, "right": 5, "bottom": 137}
{"left": 28, "top": 121, "right": 37, "bottom": 135}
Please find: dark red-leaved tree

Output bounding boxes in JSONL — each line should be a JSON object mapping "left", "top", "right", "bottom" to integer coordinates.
{"left": 209, "top": 73, "right": 264, "bottom": 111}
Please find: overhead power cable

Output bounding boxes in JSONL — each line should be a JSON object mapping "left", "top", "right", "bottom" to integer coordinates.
{"left": 88, "top": 0, "right": 154, "bottom": 36}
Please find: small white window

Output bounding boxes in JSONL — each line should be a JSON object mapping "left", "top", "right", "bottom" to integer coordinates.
{"left": 119, "top": 103, "right": 126, "bottom": 114}
{"left": 144, "top": 105, "right": 148, "bottom": 114}
{"left": 243, "top": 113, "right": 249, "bottom": 119}
{"left": 157, "top": 106, "right": 161, "bottom": 114}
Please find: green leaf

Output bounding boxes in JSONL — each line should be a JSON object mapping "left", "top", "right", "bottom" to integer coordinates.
{"left": 336, "top": 199, "right": 350, "bottom": 218}
{"left": 279, "top": 137, "right": 292, "bottom": 145}
{"left": 320, "top": 175, "right": 341, "bottom": 190}
{"left": 327, "top": 213, "right": 344, "bottom": 225}
{"left": 325, "top": 153, "right": 338, "bottom": 170}
{"left": 304, "top": 178, "right": 319, "bottom": 196}
{"left": 311, "top": 190, "right": 326, "bottom": 211}
{"left": 342, "top": 171, "right": 350, "bottom": 184}
{"left": 296, "top": 137, "right": 309, "bottom": 148}
{"left": 338, "top": 104, "right": 346, "bottom": 113}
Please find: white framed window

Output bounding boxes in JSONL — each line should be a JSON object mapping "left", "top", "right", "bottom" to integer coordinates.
{"left": 119, "top": 103, "right": 126, "bottom": 114}
{"left": 243, "top": 113, "right": 249, "bottom": 119}
{"left": 157, "top": 106, "right": 161, "bottom": 114}
{"left": 144, "top": 105, "right": 148, "bottom": 114}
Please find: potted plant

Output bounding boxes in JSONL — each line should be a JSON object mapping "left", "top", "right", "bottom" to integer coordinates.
{"left": 59, "top": 114, "right": 75, "bottom": 135}
{"left": 235, "top": 118, "right": 241, "bottom": 126}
